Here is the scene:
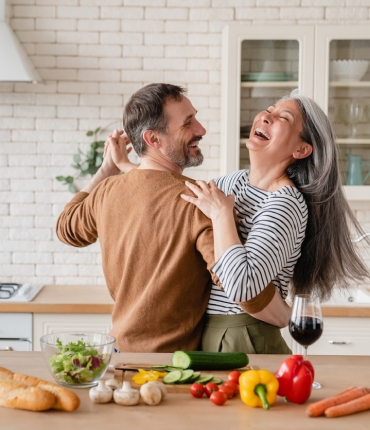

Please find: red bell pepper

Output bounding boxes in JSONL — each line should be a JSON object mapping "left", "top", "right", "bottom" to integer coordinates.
{"left": 275, "top": 355, "right": 314, "bottom": 404}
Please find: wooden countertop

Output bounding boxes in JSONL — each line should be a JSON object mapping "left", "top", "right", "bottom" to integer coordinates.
{"left": 1, "top": 284, "right": 370, "bottom": 317}
{"left": 0, "top": 285, "right": 114, "bottom": 314}
{"left": 1, "top": 352, "right": 369, "bottom": 429}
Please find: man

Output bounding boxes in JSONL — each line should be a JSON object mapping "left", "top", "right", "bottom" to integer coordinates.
{"left": 57, "top": 83, "right": 217, "bottom": 352}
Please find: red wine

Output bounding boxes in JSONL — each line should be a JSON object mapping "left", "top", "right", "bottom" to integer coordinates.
{"left": 289, "top": 316, "right": 323, "bottom": 347}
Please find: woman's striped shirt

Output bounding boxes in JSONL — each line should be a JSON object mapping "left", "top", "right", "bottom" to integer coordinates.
{"left": 207, "top": 169, "right": 308, "bottom": 315}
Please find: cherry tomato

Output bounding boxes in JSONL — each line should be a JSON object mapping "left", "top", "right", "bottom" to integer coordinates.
{"left": 210, "top": 391, "right": 227, "bottom": 406}
{"left": 190, "top": 383, "right": 205, "bottom": 398}
{"left": 225, "top": 380, "right": 239, "bottom": 395}
{"left": 219, "top": 384, "right": 236, "bottom": 399}
{"left": 228, "top": 370, "right": 241, "bottom": 384}
{"left": 205, "top": 382, "right": 219, "bottom": 397}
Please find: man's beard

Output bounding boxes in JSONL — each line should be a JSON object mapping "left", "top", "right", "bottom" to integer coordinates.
{"left": 165, "top": 136, "right": 204, "bottom": 168}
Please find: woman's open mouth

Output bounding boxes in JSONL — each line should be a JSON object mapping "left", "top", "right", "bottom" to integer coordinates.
{"left": 254, "top": 127, "right": 271, "bottom": 140}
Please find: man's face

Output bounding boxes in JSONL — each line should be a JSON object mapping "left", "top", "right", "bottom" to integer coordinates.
{"left": 159, "top": 96, "right": 206, "bottom": 168}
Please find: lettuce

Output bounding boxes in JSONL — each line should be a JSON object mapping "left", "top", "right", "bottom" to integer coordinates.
{"left": 49, "top": 338, "right": 109, "bottom": 385}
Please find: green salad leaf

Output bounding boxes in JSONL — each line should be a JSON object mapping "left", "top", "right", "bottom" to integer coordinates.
{"left": 49, "top": 338, "right": 109, "bottom": 385}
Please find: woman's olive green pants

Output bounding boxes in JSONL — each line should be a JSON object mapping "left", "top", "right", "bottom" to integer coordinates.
{"left": 201, "top": 313, "right": 292, "bottom": 354}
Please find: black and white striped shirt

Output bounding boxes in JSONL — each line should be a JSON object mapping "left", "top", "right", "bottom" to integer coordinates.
{"left": 207, "top": 170, "right": 308, "bottom": 315}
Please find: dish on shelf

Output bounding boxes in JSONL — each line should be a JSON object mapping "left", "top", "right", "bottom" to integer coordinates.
{"left": 330, "top": 60, "right": 369, "bottom": 82}
{"left": 241, "top": 72, "right": 294, "bottom": 82}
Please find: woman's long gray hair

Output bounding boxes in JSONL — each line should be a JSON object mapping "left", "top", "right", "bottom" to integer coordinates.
{"left": 280, "top": 89, "right": 369, "bottom": 300}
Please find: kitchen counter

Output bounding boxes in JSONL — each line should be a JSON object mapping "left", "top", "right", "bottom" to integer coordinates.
{"left": 1, "top": 284, "right": 370, "bottom": 317}
{"left": 0, "top": 285, "right": 114, "bottom": 314}
{"left": 1, "top": 352, "right": 369, "bottom": 430}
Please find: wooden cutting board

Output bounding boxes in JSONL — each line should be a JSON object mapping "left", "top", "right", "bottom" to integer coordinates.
{"left": 112, "top": 363, "right": 259, "bottom": 393}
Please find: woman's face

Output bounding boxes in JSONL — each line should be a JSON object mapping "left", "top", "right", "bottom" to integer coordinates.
{"left": 247, "top": 99, "right": 307, "bottom": 161}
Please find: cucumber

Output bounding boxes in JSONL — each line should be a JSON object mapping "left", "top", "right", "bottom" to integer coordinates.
{"left": 172, "top": 351, "right": 249, "bottom": 370}
{"left": 196, "top": 374, "right": 214, "bottom": 385}
{"left": 162, "top": 370, "right": 182, "bottom": 384}
{"left": 211, "top": 377, "right": 223, "bottom": 385}
{"left": 188, "top": 371, "right": 201, "bottom": 383}
{"left": 151, "top": 365, "right": 183, "bottom": 372}
{"left": 177, "top": 369, "right": 194, "bottom": 384}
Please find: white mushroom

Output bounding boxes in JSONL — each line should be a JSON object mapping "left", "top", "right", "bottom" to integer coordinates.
{"left": 89, "top": 380, "right": 113, "bottom": 404}
{"left": 113, "top": 381, "right": 140, "bottom": 406}
{"left": 146, "top": 381, "right": 167, "bottom": 400}
{"left": 105, "top": 378, "right": 121, "bottom": 390}
{"left": 140, "top": 382, "right": 162, "bottom": 406}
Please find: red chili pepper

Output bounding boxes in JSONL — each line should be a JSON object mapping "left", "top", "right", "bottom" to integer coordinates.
{"left": 275, "top": 355, "right": 314, "bottom": 404}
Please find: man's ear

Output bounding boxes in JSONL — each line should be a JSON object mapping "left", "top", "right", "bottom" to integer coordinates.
{"left": 292, "top": 143, "right": 313, "bottom": 160}
{"left": 142, "top": 130, "right": 160, "bottom": 148}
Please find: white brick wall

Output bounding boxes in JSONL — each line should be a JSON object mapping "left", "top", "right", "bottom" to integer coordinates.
{"left": 1, "top": 0, "right": 370, "bottom": 285}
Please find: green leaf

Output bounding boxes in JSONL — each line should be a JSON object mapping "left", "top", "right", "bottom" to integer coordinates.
{"left": 56, "top": 176, "right": 65, "bottom": 181}
{"left": 65, "top": 176, "right": 74, "bottom": 184}
{"left": 95, "top": 155, "right": 103, "bottom": 167}
{"left": 80, "top": 161, "right": 90, "bottom": 172}
{"left": 97, "top": 140, "right": 105, "bottom": 148}
{"left": 86, "top": 131, "right": 94, "bottom": 137}
{"left": 94, "top": 127, "right": 101, "bottom": 134}
{"left": 73, "top": 154, "right": 81, "bottom": 163}
{"left": 68, "top": 183, "right": 77, "bottom": 194}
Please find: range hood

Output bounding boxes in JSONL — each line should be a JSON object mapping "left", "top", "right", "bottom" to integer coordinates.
{"left": 0, "top": 0, "right": 41, "bottom": 83}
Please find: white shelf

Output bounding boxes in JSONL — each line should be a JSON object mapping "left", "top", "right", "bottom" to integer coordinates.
{"left": 343, "top": 186, "right": 370, "bottom": 201}
{"left": 241, "top": 81, "right": 299, "bottom": 88}
{"left": 337, "top": 138, "right": 370, "bottom": 145}
{"left": 330, "top": 81, "right": 370, "bottom": 87}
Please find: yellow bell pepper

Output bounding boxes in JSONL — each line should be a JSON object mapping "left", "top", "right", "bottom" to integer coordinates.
{"left": 239, "top": 369, "right": 279, "bottom": 410}
{"left": 132, "top": 369, "right": 168, "bottom": 385}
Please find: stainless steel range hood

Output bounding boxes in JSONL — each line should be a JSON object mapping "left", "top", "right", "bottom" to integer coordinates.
{"left": 0, "top": 0, "right": 41, "bottom": 83}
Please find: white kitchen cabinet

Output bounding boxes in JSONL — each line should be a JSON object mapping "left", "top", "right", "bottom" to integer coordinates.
{"left": 281, "top": 317, "right": 370, "bottom": 356}
{"left": 221, "top": 25, "right": 370, "bottom": 200}
{"left": 33, "top": 313, "right": 112, "bottom": 351}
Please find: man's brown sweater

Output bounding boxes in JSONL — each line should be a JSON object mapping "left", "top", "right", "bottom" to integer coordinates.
{"left": 56, "top": 169, "right": 216, "bottom": 352}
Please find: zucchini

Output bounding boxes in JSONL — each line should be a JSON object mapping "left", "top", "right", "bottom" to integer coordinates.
{"left": 172, "top": 351, "right": 249, "bottom": 370}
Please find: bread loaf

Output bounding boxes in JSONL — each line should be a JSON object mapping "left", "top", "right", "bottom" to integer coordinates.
{"left": 0, "top": 367, "right": 80, "bottom": 412}
{"left": 0, "top": 379, "right": 56, "bottom": 411}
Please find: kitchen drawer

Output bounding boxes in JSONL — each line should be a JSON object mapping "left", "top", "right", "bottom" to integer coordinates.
{"left": 0, "top": 313, "right": 32, "bottom": 338}
{"left": 282, "top": 317, "right": 370, "bottom": 355}
{"left": 0, "top": 339, "right": 32, "bottom": 351}
{"left": 308, "top": 317, "right": 370, "bottom": 355}
{"left": 33, "top": 313, "right": 112, "bottom": 351}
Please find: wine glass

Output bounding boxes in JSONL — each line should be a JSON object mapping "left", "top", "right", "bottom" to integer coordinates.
{"left": 340, "top": 102, "right": 365, "bottom": 138}
{"left": 289, "top": 294, "right": 323, "bottom": 389}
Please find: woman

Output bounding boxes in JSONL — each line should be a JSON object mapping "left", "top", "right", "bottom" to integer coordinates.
{"left": 180, "top": 89, "right": 369, "bottom": 354}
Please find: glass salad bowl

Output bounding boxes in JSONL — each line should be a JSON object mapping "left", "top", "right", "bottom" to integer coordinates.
{"left": 40, "top": 332, "right": 116, "bottom": 388}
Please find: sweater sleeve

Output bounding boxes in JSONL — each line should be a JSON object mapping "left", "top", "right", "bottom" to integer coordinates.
{"left": 212, "top": 195, "right": 306, "bottom": 302}
{"left": 56, "top": 191, "right": 98, "bottom": 247}
{"left": 191, "top": 206, "right": 221, "bottom": 285}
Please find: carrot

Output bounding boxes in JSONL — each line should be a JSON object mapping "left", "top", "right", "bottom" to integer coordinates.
{"left": 325, "top": 393, "right": 370, "bottom": 418}
{"left": 306, "top": 387, "right": 370, "bottom": 417}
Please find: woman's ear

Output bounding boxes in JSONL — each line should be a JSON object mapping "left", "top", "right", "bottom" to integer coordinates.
{"left": 293, "top": 143, "right": 313, "bottom": 160}
{"left": 142, "top": 130, "right": 160, "bottom": 148}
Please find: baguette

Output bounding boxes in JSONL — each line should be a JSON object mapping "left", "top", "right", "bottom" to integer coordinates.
{"left": 0, "top": 379, "right": 55, "bottom": 411}
{"left": 0, "top": 367, "right": 80, "bottom": 412}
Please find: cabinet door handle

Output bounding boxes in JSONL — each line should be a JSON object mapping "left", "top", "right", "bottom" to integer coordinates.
{"left": 328, "top": 340, "right": 349, "bottom": 345}
{"left": 0, "top": 346, "right": 13, "bottom": 351}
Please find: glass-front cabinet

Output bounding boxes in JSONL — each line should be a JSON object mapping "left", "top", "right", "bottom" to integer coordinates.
{"left": 221, "top": 25, "right": 370, "bottom": 200}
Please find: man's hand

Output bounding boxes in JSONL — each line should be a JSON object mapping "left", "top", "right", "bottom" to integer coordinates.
{"left": 104, "top": 129, "right": 137, "bottom": 173}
